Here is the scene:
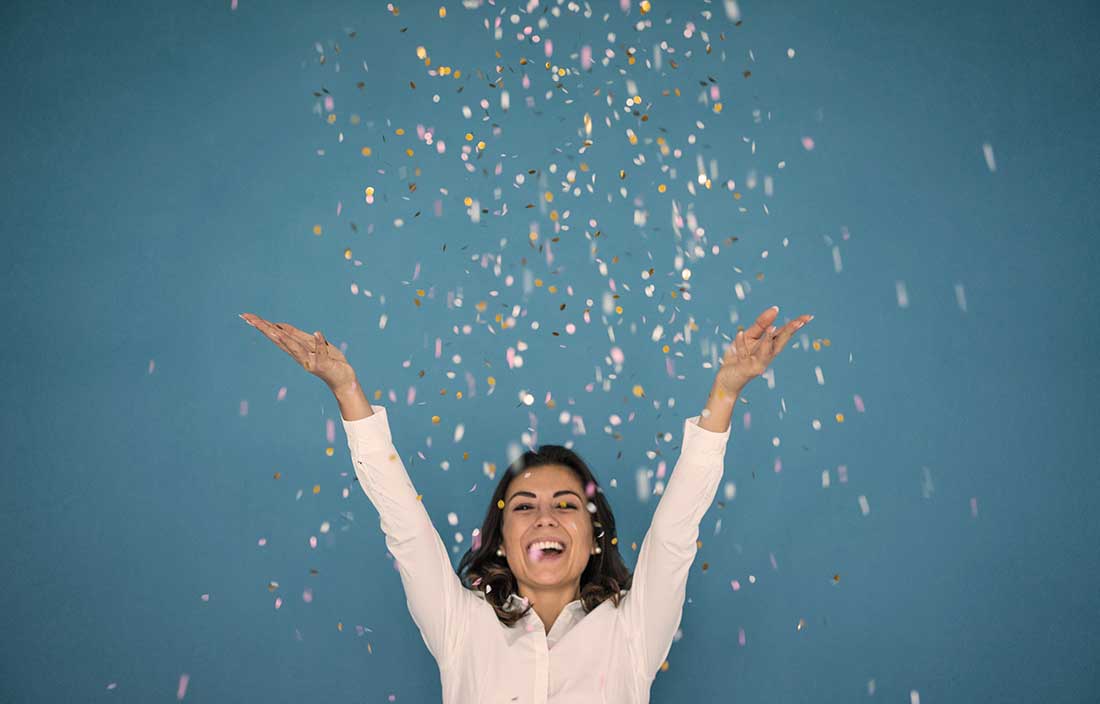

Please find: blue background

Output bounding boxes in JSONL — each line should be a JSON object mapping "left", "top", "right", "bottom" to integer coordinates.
{"left": 3, "top": 0, "right": 1098, "bottom": 702}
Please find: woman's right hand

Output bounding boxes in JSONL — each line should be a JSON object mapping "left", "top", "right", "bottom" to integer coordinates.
{"left": 240, "top": 313, "right": 358, "bottom": 393}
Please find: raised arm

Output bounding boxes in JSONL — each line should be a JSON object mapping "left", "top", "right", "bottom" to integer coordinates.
{"left": 621, "top": 306, "right": 812, "bottom": 680}
{"left": 241, "top": 313, "right": 473, "bottom": 669}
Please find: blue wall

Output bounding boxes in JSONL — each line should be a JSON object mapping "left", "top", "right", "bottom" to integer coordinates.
{"left": 2, "top": 0, "right": 1098, "bottom": 701}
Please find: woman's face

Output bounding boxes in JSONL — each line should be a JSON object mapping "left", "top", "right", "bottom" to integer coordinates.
{"left": 500, "top": 464, "right": 594, "bottom": 594}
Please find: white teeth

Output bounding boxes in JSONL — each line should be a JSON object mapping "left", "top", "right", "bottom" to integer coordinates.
{"left": 529, "top": 540, "right": 565, "bottom": 551}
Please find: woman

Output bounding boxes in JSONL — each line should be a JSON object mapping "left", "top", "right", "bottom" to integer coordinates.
{"left": 241, "top": 306, "right": 811, "bottom": 703}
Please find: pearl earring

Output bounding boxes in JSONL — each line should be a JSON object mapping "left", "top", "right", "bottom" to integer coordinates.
{"left": 496, "top": 546, "right": 504, "bottom": 556}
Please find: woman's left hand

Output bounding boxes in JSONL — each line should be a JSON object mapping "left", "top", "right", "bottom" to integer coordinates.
{"left": 715, "top": 306, "right": 813, "bottom": 393}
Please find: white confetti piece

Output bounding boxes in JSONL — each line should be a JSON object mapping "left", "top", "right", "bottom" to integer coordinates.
{"left": 896, "top": 280, "right": 909, "bottom": 308}
{"left": 858, "top": 495, "right": 870, "bottom": 516}
{"left": 954, "top": 283, "right": 968, "bottom": 312}
{"left": 982, "top": 142, "right": 996, "bottom": 172}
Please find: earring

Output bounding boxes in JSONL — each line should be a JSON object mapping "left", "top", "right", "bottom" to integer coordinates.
{"left": 593, "top": 545, "right": 601, "bottom": 554}
{"left": 496, "top": 546, "right": 505, "bottom": 556}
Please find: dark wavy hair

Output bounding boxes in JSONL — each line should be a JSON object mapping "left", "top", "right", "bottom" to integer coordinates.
{"left": 456, "top": 444, "right": 634, "bottom": 627}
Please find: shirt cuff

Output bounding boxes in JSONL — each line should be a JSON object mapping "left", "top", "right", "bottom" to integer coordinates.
{"left": 682, "top": 413, "right": 731, "bottom": 454}
{"left": 341, "top": 404, "right": 393, "bottom": 451}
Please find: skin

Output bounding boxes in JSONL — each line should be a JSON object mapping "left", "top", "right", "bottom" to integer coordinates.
{"left": 498, "top": 464, "right": 597, "bottom": 633}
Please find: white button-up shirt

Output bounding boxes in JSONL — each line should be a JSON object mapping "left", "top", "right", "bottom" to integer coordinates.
{"left": 343, "top": 405, "right": 730, "bottom": 704}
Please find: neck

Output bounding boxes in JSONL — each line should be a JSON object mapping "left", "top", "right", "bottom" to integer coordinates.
{"left": 518, "top": 581, "right": 581, "bottom": 633}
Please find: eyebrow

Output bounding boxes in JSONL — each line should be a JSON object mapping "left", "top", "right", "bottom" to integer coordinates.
{"left": 506, "top": 489, "right": 583, "bottom": 505}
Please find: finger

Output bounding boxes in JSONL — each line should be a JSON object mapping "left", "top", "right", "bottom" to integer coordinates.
{"left": 772, "top": 321, "right": 799, "bottom": 356}
{"left": 744, "top": 306, "right": 780, "bottom": 342}
{"left": 254, "top": 318, "right": 309, "bottom": 361}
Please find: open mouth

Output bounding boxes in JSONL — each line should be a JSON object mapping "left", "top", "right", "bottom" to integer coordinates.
{"left": 526, "top": 542, "right": 566, "bottom": 562}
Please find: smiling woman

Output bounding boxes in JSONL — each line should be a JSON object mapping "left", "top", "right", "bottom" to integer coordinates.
{"left": 242, "top": 305, "right": 807, "bottom": 703}
{"left": 456, "top": 446, "right": 634, "bottom": 630}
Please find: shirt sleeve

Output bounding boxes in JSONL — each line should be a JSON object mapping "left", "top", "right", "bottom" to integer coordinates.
{"left": 620, "top": 413, "right": 731, "bottom": 680}
{"left": 342, "top": 405, "right": 472, "bottom": 670}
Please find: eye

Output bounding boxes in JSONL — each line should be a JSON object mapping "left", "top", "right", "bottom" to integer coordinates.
{"left": 514, "top": 502, "right": 577, "bottom": 511}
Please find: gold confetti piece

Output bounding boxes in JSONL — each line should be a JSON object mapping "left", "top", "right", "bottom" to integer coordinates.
{"left": 344, "top": 249, "right": 352, "bottom": 260}
{"left": 395, "top": 128, "right": 405, "bottom": 135}
{"left": 658, "top": 184, "right": 667, "bottom": 193}
{"left": 438, "top": 6, "right": 446, "bottom": 18}
{"left": 313, "top": 224, "right": 323, "bottom": 235}
{"left": 498, "top": 499, "right": 505, "bottom": 509}
{"left": 640, "top": 0, "right": 652, "bottom": 13}
{"left": 835, "top": 413, "right": 845, "bottom": 423}
{"left": 544, "top": 191, "right": 554, "bottom": 202}
{"left": 465, "top": 132, "right": 474, "bottom": 141}
{"left": 431, "top": 415, "right": 441, "bottom": 424}
{"left": 325, "top": 447, "right": 334, "bottom": 456}
{"left": 416, "top": 46, "right": 427, "bottom": 60}
{"left": 273, "top": 472, "right": 281, "bottom": 479}
{"left": 632, "top": 384, "right": 644, "bottom": 397}
{"left": 313, "top": 484, "right": 321, "bottom": 494}
{"left": 360, "top": 147, "right": 372, "bottom": 157}
{"left": 337, "top": 622, "right": 344, "bottom": 631}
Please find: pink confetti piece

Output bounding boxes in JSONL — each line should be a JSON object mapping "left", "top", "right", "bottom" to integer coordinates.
{"left": 769, "top": 553, "right": 778, "bottom": 570}
{"left": 412, "top": 261, "right": 421, "bottom": 280}
{"left": 610, "top": 346, "right": 624, "bottom": 364}
{"left": 656, "top": 460, "right": 667, "bottom": 479}
{"left": 302, "top": 588, "right": 313, "bottom": 603}
{"left": 239, "top": 400, "right": 248, "bottom": 416}
{"left": 406, "top": 386, "right": 416, "bottom": 406}
{"left": 544, "top": 39, "right": 553, "bottom": 57}
{"left": 581, "top": 45, "right": 592, "bottom": 70}
{"left": 176, "top": 674, "right": 189, "bottom": 700}
{"left": 310, "top": 535, "right": 318, "bottom": 549}
{"left": 275, "top": 597, "right": 282, "bottom": 609}
{"left": 277, "top": 386, "right": 287, "bottom": 401}
{"left": 854, "top": 394, "right": 865, "bottom": 412}
{"left": 433, "top": 199, "right": 443, "bottom": 216}
{"left": 326, "top": 418, "right": 335, "bottom": 443}
{"left": 147, "top": 359, "right": 155, "bottom": 375}
{"left": 742, "top": 412, "right": 751, "bottom": 430}
{"left": 435, "top": 337, "right": 442, "bottom": 358}
{"left": 257, "top": 537, "right": 267, "bottom": 546}
{"left": 838, "top": 465, "right": 848, "bottom": 483}
{"left": 738, "top": 628, "right": 746, "bottom": 646}
{"left": 970, "top": 497, "right": 979, "bottom": 518}
{"left": 324, "top": 96, "right": 334, "bottom": 112}
{"left": 106, "top": 683, "right": 117, "bottom": 690}
{"left": 200, "top": 593, "right": 210, "bottom": 602}
{"left": 801, "top": 136, "right": 815, "bottom": 150}
{"left": 506, "top": 346, "right": 516, "bottom": 369}
{"left": 773, "top": 457, "right": 782, "bottom": 473}
{"left": 230, "top": 0, "right": 237, "bottom": 9}
{"left": 731, "top": 580, "right": 741, "bottom": 591}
